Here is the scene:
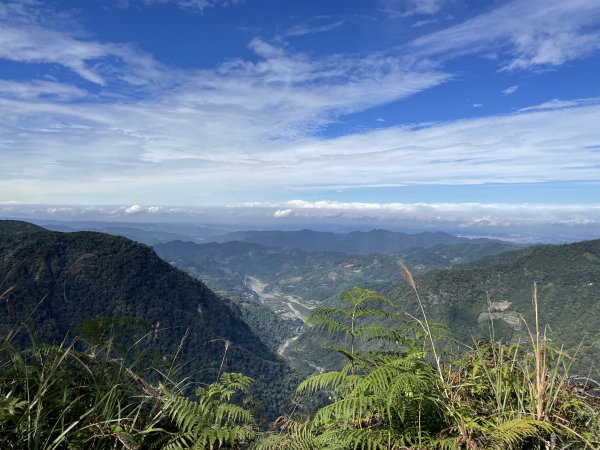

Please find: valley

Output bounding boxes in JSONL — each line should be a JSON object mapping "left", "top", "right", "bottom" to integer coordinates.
{"left": 153, "top": 230, "right": 600, "bottom": 374}
{"left": 153, "top": 235, "right": 519, "bottom": 367}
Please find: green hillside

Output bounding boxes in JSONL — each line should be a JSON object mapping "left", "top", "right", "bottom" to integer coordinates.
{"left": 381, "top": 239, "right": 600, "bottom": 371}
{"left": 0, "top": 220, "right": 294, "bottom": 418}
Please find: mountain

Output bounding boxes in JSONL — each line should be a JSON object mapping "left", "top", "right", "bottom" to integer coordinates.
{"left": 39, "top": 221, "right": 231, "bottom": 245}
{"left": 377, "top": 238, "right": 600, "bottom": 371}
{"left": 0, "top": 220, "right": 294, "bottom": 418}
{"left": 154, "top": 238, "right": 518, "bottom": 369}
{"left": 209, "top": 229, "right": 507, "bottom": 254}
{"left": 0, "top": 220, "right": 46, "bottom": 234}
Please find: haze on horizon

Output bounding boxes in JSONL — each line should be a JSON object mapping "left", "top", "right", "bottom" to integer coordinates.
{"left": 1, "top": 0, "right": 600, "bottom": 240}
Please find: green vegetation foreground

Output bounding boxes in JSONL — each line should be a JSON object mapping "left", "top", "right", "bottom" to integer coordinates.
{"left": 1, "top": 283, "right": 599, "bottom": 449}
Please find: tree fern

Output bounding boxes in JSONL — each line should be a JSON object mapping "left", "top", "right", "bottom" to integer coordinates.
{"left": 157, "top": 373, "right": 256, "bottom": 450}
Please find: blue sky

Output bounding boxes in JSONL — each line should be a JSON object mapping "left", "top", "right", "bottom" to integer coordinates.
{"left": 1, "top": 0, "right": 600, "bottom": 236}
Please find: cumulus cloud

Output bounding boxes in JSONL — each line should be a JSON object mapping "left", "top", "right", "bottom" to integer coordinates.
{"left": 124, "top": 204, "right": 145, "bottom": 214}
{"left": 4, "top": 201, "right": 599, "bottom": 242}
{"left": 234, "top": 200, "right": 600, "bottom": 234}
{"left": 273, "top": 208, "right": 294, "bottom": 218}
{"left": 122, "top": 205, "right": 163, "bottom": 214}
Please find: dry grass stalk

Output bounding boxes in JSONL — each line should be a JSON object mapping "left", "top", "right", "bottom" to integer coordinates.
{"left": 398, "top": 261, "right": 447, "bottom": 396}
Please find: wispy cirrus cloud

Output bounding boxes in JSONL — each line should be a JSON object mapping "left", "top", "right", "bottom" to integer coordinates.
{"left": 409, "top": 0, "right": 600, "bottom": 71}
{"left": 282, "top": 18, "right": 345, "bottom": 38}
{"left": 502, "top": 85, "right": 519, "bottom": 95}
{"left": 518, "top": 97, "right": 600, "bottom": 112}
{"left": 2, "top": 94, "right": 600, "bottom": 204}
{"left": 0, "top": 1, "right": 167, "bottom": 86}
{"left": 381, "top": 0, "right": 446, "bottom": 18}
{"left": 120, "top": 0, "right": 243, "bottom": 13}
{"left": 1, "top": 0, "right": 600, "bottom": 210}
{"left": 0, "top": 79, "right": 87, "bottom": 101}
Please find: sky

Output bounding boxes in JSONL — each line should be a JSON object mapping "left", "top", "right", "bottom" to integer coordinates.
{"left": 1, "top": 0, "right": 600, "bottom": 239}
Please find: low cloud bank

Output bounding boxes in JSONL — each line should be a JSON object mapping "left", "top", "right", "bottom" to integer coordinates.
{"left": 2, "top": 201, "right": 599, "bottom": 243}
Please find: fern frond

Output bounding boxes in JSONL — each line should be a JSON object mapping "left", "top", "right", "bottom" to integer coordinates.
{"left": 311, "top": 395, "right": 379, "bottom": 428}
{"left": 297, "top": 364, "right": 353, "bottom": 394}
{"left": 253, "top": 421, "right": 317, "bottom": 450}
{"left": 488, "top": 418, "right": 553, "bottom": 448}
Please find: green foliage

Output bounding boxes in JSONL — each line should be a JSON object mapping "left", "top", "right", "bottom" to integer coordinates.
{"left": 383, "top": 239, "right": 600, "bottom": 373}
{"left": 308, "top": 287, "right": 399, "bottom": 359}
{"left": 0, "top": 331, "right": 156, "bottom": 449}
{"left": 153, "top": 373, "right": 256, "bottom": 449}
{"left": 0, "top": 320, "right": 260, "bottom": 449}
{"left": 0, "top": 221, "right": 295, "bottom": 420}
{"left": 258, "top": 285, "right": 600, "bottom": 450}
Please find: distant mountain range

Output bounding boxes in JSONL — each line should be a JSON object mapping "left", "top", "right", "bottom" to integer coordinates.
{"left": 39, "top": 221, "right": 230, "bottom": 245}
{"left": 208, "top": 229, "right": 507, "bottom": 254}
{"left": 0, "top": 220, "right": 294, "bottom": 418}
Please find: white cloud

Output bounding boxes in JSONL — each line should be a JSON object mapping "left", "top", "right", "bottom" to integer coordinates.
{"left": 502, "top": 85, "right": 519, "bottom": 95}
{"left": 124, "top": 204, "right": 145, "bottom": 214}
{"left": 126, "top": 0, "right": 242, "bottom": 12}
{"left": 518, "top": 97, "right": 600, "bottom": 112}
{"left": 473, "top": 103, "right": 483, "bottom": 108}
{"left": 412, "top": 19, "right": 438, "bottom": 28}
{"left": 5, "top": 201, "right": 600, "bottom": 230}
{"left": 1, "top": 0, "right": 600, "bottom": 208}
{"left": 3, "top": 202, "right": 600, "bottom": 242}
{"left": 409, "top": 0, "right": 600, "bottom": 71}
{"left": 0, "top": 2, "right": 167, "bottom": 86}
{"left": 283, "top": 19, "right": 344, "bottom": 38}
{"left": 273, "top": 208, "right": 294, "bottom": 218}
{"left": 0, "top": 79, "right": 87, "bottom": 101}
{"left": 2, "top": 94, "right": 600, "bottom": 204}
{"left": 235, "top": 200, "right": 600, "bottom": 230}
{"left": 382, "top": 0, "right": 446, "bottom": 18}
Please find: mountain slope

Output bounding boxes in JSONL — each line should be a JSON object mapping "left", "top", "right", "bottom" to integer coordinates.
{"left": 380, "top": 239, "right": 600, "bottom": 370}
{"left": 0, "top": 220, "right": 294, "bottom": 418}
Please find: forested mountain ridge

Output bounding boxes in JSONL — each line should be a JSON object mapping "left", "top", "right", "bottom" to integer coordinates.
{"left": 0, "top": 220, "right": 294, "bottom": 418}
{"left": 209, "top": 228, "right": 509, "bottom": 254}
{"left": 380, "top": 238, "right": 600, "bottom": 370}
{"left": 0, "top": 220, "right": 46, "bottom": 234}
